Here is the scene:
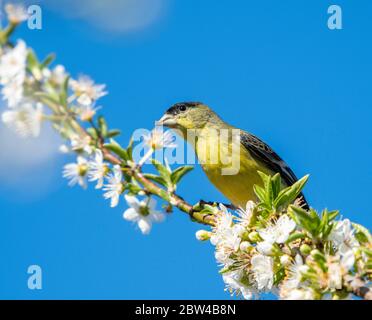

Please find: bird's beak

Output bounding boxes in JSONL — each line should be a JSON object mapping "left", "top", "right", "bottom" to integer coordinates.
{"left": 155, "top": 114, "right": 177, "bottom": 128}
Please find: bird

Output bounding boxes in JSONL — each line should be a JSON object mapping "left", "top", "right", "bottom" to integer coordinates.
{"left": 156, "top": 102, "right": 309, "bottom": 210}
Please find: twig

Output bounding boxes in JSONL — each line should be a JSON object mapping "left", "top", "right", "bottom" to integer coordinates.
{"left": 345, "top": 275, "right": 372, "bottom": 300}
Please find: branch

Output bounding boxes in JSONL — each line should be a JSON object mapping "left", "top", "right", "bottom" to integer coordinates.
{"left": 345, "top": 276, "right": 372, "bottom": 300}
{"left": 100, "top": 143, "right": 215, "bottom": 226}
{"left": 132, "top": 170, "right": 215, "bottom": 226}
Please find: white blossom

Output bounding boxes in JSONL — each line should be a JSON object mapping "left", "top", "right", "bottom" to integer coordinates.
{"left": 1, "top": 101, "right": 43, "bottom": 137}
{"left": 210, "top": 205, "right": 234, "bottom": 246}
{"left": 47, "top": 65, "right": 67, "bottom": 86}
{"left": 236, "top": 200, "right": 255, "bottom": 227}
{"left": 1, "top": 79, "right": 23, "bottom": 107}
{"left": 214, "top": 224, "right": 244, "bottom": 265}
{"left": 0, "top": 40, "right": 27, "bottom": 85}
{"left": 281, "top": 254, "right": 308, "bottom": 293}
{"left": 256, "top": 240, "right": 274, "bottom": 255}
{"left": 143, "top": 128, "right": 177, "bottom": 150}
{"left": 328, "top": 219, "right": 359, "bottom": 254}
{"left": 70, "top": 134, "right": 93, "bottom": 154}
{"left": 209, "top": 206, "right": 245, "bottom": 265}
{"left": 62, "top": 156, "right": 88, "bottom": 189}
{"left": 58, "top": 134, "right": 92, "bottom": 155}
{"left": 251, "top": 254, "right": 274, "bottom": 291}
{"left": 283, "top": 288, "right": 314, "bottom": 300}
{"left": 70, "top": 75, "right": 107, "bottom": 106}
{"left": 327, "top": 250, "right": 355, "bottom": 290}
{"left": 327, "top": 261, "right": 343, "bottom": 290}
{"left": 102, "top": 165, "right": 124, "bottom": 207}
{"left": 223, "top": 271, "right": 255, "bottom": 300}
{"left": 88, "top": 150, "right": 109, "bottom": 189}
{"left": 123, "top": 195, "right": 165, "bottom": 235}
{"left": 138, "top": 128, "right": 177, "bottom": 166}
{"left": 256, "top": 214, "right": 296, "bottom": 255}
{"left": 280, "top": 254, "right": 291, "bottom": 267}
{"left": 59, "top": 144, "right": 70, "bottom": 154}
{"left": 239, "top": 241, "right": 251, "bottom": 252}
{"left": 0, "top": 40, "right": 27, "bottom": 108}
{"left": 5, "top": 4, "right": 29, "bottom": 24}
{"left": 78, "top": 104, "right": 100, "bottom": 122}
{"left": 340, "top": 248, "right": 355, "bottom": 271}
{"left": 259, "top": 214, "right": 296, "bottom": 244}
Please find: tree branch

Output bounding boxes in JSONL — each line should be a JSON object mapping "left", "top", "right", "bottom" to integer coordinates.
{"left": 98, "top": 139, "right": 215, "bottom": 226}
{"left": 345, "top": 275, "right": 372, "bottom": 300}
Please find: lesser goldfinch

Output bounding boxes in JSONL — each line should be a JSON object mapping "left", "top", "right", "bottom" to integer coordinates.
{"left": 157, "top": 102, "right": 309, "bottom": 209}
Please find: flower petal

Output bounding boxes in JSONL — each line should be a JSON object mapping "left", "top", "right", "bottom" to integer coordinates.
{"left": 138, "top": 218, "right": 152, "bottom": 235}
{"left": 124, "top": 194, "right": 140, "bottom": 211}
{"left": 123, "top": 208, "right": 139, "bottom": 222}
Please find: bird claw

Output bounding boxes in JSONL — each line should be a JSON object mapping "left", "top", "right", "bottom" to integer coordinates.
{"left": 197, "top": 199, "right": 237, "bottom": 211}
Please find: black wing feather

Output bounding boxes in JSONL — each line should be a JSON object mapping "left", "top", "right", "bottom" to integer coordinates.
{"left": 240, "top": 131, "right": 309, "bottom": 209}
{"left": 240, "top": 131, "right": 298, "bottom": 186}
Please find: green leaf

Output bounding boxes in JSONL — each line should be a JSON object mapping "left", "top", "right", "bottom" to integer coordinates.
{"left": 317, "top": 209, "right": 330, "bottom": 239}
{"left": 353, "top": 223, "right": 372, "bottom": 244}
{"left": 288, "top": 205, "right": 319, "bottom": 236}
{"left": 98, "top": 116, "right": 108, "bottom": 137}
{"left": 106, "top": 129, "right": 121, "bottom": 138}
{"left": 60, "top": 76, "right": 70, "bottom": 107}
{"left": 359, "top": 247, "right": 372, "bottom": 258}
{"left": 285, "top": 232, "right": 306, "bottom": 244}
{"left": 151, "top": 159, "right": 171, "bottom": 186}
{"left": 126, "top": 183, "right": 142, "bottom": 194}
{"left": 273, "top": 266, "right": 286, "bottom": 285}
{"left": 86, "top": 127, "right": 98, "bottom": 140}
{"left": 257, "top": 171, "right": 270, "bottom": 189}
{"left": 266, "top": 176, "right": 274, "bottom": 206}
{"left": 271, "top": 173, "right": 281, "bottom": 199}
{"left": 143, "top": 173, "right": 167, "bottom": 187}
{"left": 170, "top": 165, "right": 193, "bottom": 185}
{"left": 27, "top": 49, "right": 41, "bottom": 78}
{"left": 253, "top": 185, "right": 266, "bottom": 203}
{"left": 126, "top": 137, "right": 133, "bottom": 161}
{"left": 33, "top": 92, "right": 60, "bottom": 111}
{"left": 40, "top": 53, "right": 56, "bottom": 68}
{"left": 311, "top": 249, "right": 326, "bottom": 262}
{"left": 328, "top": 210, "right": 339, "bottom": 221}
{"left": 274, "top": 174, "right": 309, "bottom": 209}
{"left": 104, "top": 139, "right": 128, "bottom": 161}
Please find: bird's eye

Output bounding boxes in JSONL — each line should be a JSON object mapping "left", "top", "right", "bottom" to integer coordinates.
{"left": 179, "top": 105, "right": 187, "bottom": 112}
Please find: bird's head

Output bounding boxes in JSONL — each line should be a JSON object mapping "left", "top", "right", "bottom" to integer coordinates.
{"left": 156, "top": 102, "right": 218, "bottom": 134}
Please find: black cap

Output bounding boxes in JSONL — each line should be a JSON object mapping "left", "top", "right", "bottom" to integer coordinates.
{"left": 166, "top": 102, "right": 202, "bottom": 115}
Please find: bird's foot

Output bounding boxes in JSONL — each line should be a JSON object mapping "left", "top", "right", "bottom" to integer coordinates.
{"left": 195, "top": 200, "right": 238, "bottom": 211}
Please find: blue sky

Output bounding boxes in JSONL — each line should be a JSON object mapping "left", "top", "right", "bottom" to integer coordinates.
{"left": 0, "top": 0, "right": 371, "bottom": 299}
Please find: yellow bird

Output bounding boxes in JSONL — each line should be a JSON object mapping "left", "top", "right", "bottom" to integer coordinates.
{"left": 157, "top": 102, "right": 308, "bottom": 209}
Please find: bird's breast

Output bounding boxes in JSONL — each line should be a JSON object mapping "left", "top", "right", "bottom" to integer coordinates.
{"left": 195, "top": 134, "right": 270, "bottom": 207}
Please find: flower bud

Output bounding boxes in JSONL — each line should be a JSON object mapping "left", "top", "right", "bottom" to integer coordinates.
{"left": 248, "top": 231, "right": 260, "bottom": 243}
{"left": 280, "top": 254, "right": 291, "bottom": 266}
{"left": 80, "top": 108, "right": 96, "bottom": 122}
{"left": 239, "top": 241, "right": 251, "bottom": 252}
{"left": 300, "top": 244, "right": 311, "bottom": 256}
{"left": 310, "top": 249, "right": 326, "bottom": 264}
{"left": 195, "top": 230, "right": 211, "bottom": 241}
{"left": 59, "top": 144, "right": 70, "bottom": 153}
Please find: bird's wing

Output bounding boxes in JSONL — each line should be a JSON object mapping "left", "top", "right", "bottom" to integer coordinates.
{"left": 240, "top": 131, "right": 298, "bottom": 187}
